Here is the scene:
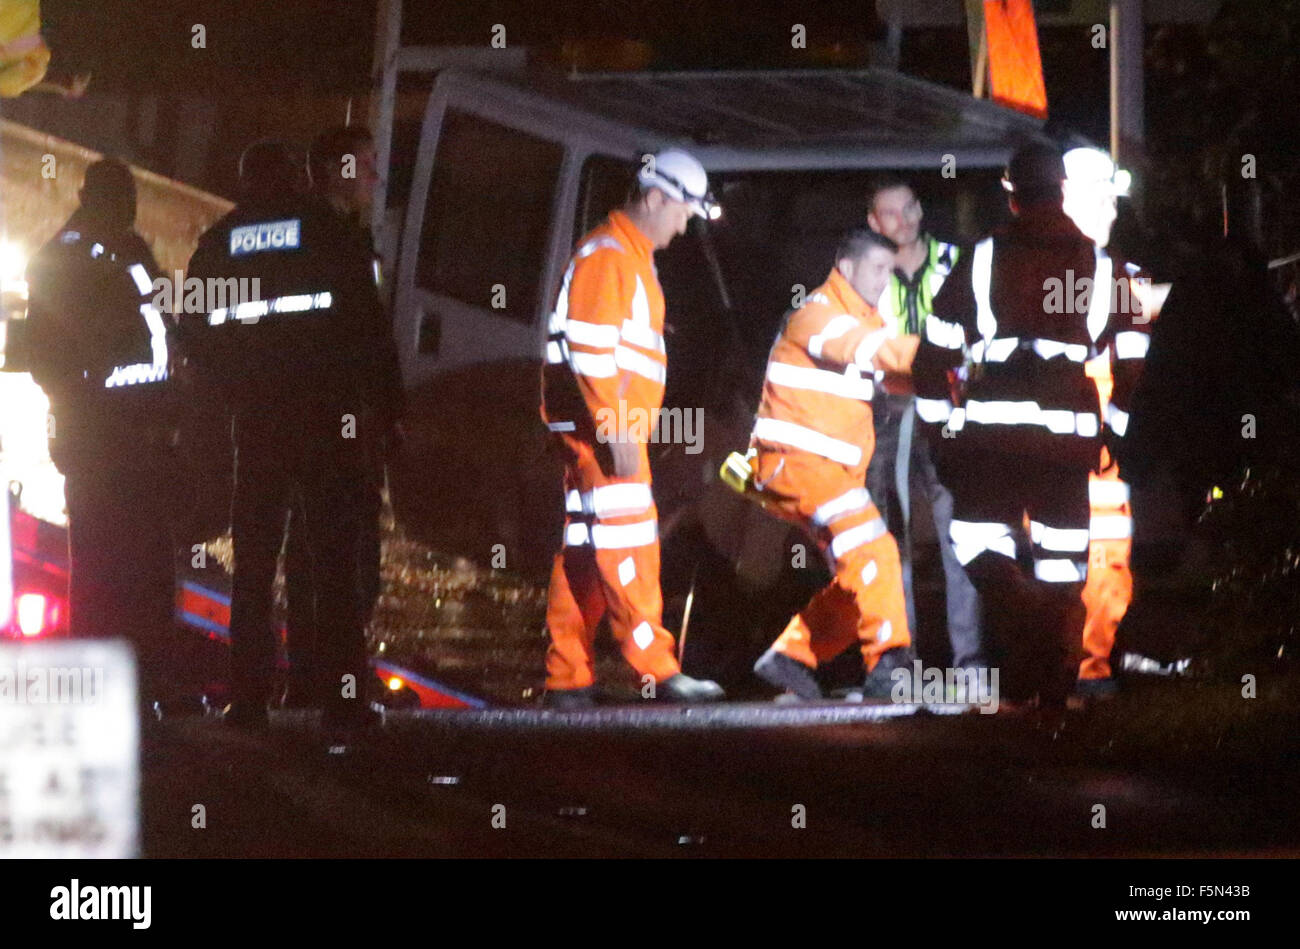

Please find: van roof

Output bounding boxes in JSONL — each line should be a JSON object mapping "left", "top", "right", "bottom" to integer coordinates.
{"left": 440, "top": 66, "right": 1047, "bottom": 172}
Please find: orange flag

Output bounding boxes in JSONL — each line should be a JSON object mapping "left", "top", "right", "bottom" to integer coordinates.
{"left": 984, "top": 0, "right": 1048, "bottom": 119}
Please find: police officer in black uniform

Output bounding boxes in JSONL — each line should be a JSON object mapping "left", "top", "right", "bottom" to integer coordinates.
{"left": 184, "top": 142, "right": 402, "bottom": 732}
{"left": 25, "top": 158, "right": 180, "bottom": 707}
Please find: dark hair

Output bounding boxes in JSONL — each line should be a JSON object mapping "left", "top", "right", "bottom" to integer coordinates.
{"left": 1006, "top": 142, "right": 1065, "bottom": 206}
{"left": 836, "top": 226, "right": 898, "bottom": 263}
{"left": 239, "top": 141, "right": 301, "bottom": 194}
{"left": 867, "top": 175, "right": 914, "bottom": 212}
{"left": 81, "top": 158, "right": 136, "bottom": 208}
{"left": 309, "top": 126, "right": 374, "bottom": 187}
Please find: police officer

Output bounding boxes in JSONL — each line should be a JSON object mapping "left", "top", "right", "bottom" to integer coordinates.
{"left": 279, "top": 126, "right": 401, "bottom": 707}
{"left": 24, "top": 158, "right": 180, "bottom": 707}
{"left": 913, "top": 143, "right": 1107, "bottom": 705}
{"left": 184, "top": 142, "right": 400, "bottom": 732}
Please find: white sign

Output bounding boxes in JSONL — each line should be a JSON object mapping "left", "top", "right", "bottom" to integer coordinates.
{"left": 0, "top": 640, "right": 138, "bottom": 858}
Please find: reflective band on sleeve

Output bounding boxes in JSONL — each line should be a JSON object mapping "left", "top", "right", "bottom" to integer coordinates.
{"left": 570, "top": 350, "right": 618, "bottom": 379}
{"left": 925, "top": 316, "right": 965, "bottom": 350}
{"left": 127, "top": 263, "right": 153, "bottom": 296}
{"left": 546, "top": 341, "right": 565, "bottom": 364}
{"left": 614, "top": 345, "right": 666, "bottom": 385}
{"left": 812, "top": 487, "right": 872, "bottom": 527}
{"left": 1030, "top": 521, "right": 1090, "bottom": 553}
{"left": 1089, "top": 480, "right": 1130, "bottom": 507}
{"left": 1088, "top": 250, "right": 1113, "bottom": 343}
{"left": 947, "top": 406, "right": 966, "bottom": 431}
{"left": 853, "top": 327, "right": 893, "bottom": 371}
{"left": 1034, "top": 558, "right": 1087, "bottom": 582}
{"left": 274, "top": 294, "right": 314, "bottom": 313}
{"left": 915, "top": 397, "right": 954, "bottom": 423}
{"left": 208, "top": 307, "right": 228, "bottom": 325}
{"left": 578, "top": 236, "right": 623, "bottom": 258}
{"left": 565, "top": 319, "right": 620, "bottom": 349}
{"left": 949, "top": 519, "right": 1015, "bottom": 566}
{"left": 565, "top": 490, "right": 583, "bottom": 513}
{"left": 766, "top": 360, "right": 874, "bottom": 401}
{"left": 1089, "top": 515, "right": 1132, "bottom": 540}
{"left": 590, "top": 482, "right": 653, "bottom": 518}
{"left": 971, "top": 237, "right": 997, "bottom": 343}
{"left": 1076, "top": 412, "right": 1099, "bottom": 437}
{"left": 829, "top": 517, "right": 888, "bottom": 560}
{"left": 565, "top": 522, "right": 591, "bottom": 546}
{"left": 1107, "top": 404, "right": 1129, "bottom": 436}
{"left": 620, "top": 319, "right": 665, "bottom": 354}
{"left": 547, "top": 420, "right": 576, "bottom": 433}
{"left": 752, "top": 417, "right": 862, "bottom": 467}
{"left": 981, "top": 337, "right": 1019, "bottom": 362}
{"left": 808, "top": 314, "right": 860, "bottom": 360}
{"left": 1114, "top": 331, "right": 1150, "bottom": 359}
{"left": 235, "top": 300, "right": 269, "bottom": 322}
{"left": 591, "top": 518, "right": 658, "bottom": 550}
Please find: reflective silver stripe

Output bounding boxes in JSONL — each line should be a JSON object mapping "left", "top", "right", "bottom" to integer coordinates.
{"left": 947, "top": 406, "right": 966, "bottom": 431}
{"left": 591, "top": 518, "right": 658, "bottom": 550}
{"left": 630, "top": 274, "right": 652, "bottom": 326}
{"left": 949, "top": 519, "right": 1015, "bottom": 565}
{"left": 565, "top": 489, "right": 584, "bottom": 513}
{"left": 614, "top": 345, "right": 666, "bottom": 385}
{"left": 578, "top": 236, "right": 622, "bottom": 258}
{"left": 766, "top": 360, "right": 873, "bottom": 401}
{"left": 813, "top": 487, "right": 872, "bottom": 527}
{"left": 977, "top": 336, "right": 1087, "bottom": 363}
{"left": 620, "top": 319, "right": 665, "bottom": 354}
{"left": 618, "top": 556, "right": 637, "bottom": 586}
{"left": 1034, "top": 558, "right": 1087, "bottom": 582}
{"left": 565, "top": 318, "right": 619, "bottom": 349}
{"left": 1090, "top": 515, "right": 1132, "bottom": 540}
{"left": 104, "top": 362, "right": 167, "bottom": 388}
{"left": 853, "top": 326, "right": 893, "bottom": 371}
{"left": 1114, "top": 331, "right": 1149, "bottom": 359}
{"left": 964, "top": 399, "right": 1097, "bottom": 436}
{"left": 570, "top": 351, "right": 617, "bottom": 379}
{"left": 971, "top": 237, "right": 997, "bottom": 343}
{"left": 590, "top": 482, "right": 653, "bottom": 518}
{"left": 208, "top": 307, "right": 228, "bottom": 325}
{"left": 565, "top": 522, "right": 591, "bottom": 546}
{"left": 1089, "top": 480, "right": 1130, "bottom": 507}
{"left": 236, "top": 300, "right": 270, "bottom": 321}
{"left": 752, "top": 417, "right": 862, "bottom": 467}
{"left": 915, "top": 397, "right": 953, "bottom": 423}
{"left": 1088, "top": 249, "right": 1113, "bottom": 343}
{"left": 127, "top": 263, "right": 153, "bottom": 295}
{"left": 829, "top": 517, "right": 887, "bottom": 560}
{"left": 546, "top": 341, "right": 565, "bottom": 364}
{"left": 808, "top": 314, "right": 860, "bottom": 360}
{"left": 1030, "top": 521, "right": 1090, "bottom": 553}
{"left": 1107, "top": 404, "right": 1129, "bottom": 436}
{"left": 631, "top": 621, "right": 655, "bottom": 650}
{"left": 924, "top": 316, "right": 964, "bottom": 350}
{"left": 208, "top": 291, "right": 333, "bottom": 325}
{"left": 547, "top": 420, "right": 576, "bottom": 433}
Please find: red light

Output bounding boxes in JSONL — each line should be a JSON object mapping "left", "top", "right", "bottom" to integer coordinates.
{"left": 15, "top": 592, "right": 55, "bottom": 637}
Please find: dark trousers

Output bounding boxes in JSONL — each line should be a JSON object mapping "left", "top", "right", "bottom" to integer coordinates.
{"left": 868, "top": 394, "right": 984, "bottom": 668}
{"left": 946, "top": 449, "right": 1090, "bottom": 703}
{"left": 283, "top": 480, "right": 383, "bottom": 703}
{"left": 64, "top": 463, "right": 177, "bottom": 701}
{"left": 228, "top": 414, "right": 368, "bottom": 717}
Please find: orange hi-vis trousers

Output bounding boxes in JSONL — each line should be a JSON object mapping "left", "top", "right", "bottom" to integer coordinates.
{"left": 756, "top": 450, "right": 911, "bottom": 671}
{"left": 544, "top": 436, "right": 682, "bottom": 691}
{"left": 1079, "top": 462, "right": 1132, "bottom": 680}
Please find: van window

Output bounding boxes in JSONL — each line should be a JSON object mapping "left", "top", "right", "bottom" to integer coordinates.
{"left": 417, "top": 109, "right": 563, "bottom": 323}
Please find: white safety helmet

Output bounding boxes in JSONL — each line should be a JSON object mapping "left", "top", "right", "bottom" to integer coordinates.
{"left": 1063, "top": 146, "right": 1132, "bottom": 197}
{"left": 637, "top": 148, "right": 717, "bottom": 219}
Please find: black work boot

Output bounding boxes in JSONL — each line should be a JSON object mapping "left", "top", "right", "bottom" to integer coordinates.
{"left": 753, "top": 648, "right": 822, "bottom": 700}
{"left": 542, "top": 686, "right": 597, "bottom": 710}
{"left": 859, "top": 646, "right": 918, "bottom": 700}
{"left": 656, "top": 674, "right": 726, "bottom": 703}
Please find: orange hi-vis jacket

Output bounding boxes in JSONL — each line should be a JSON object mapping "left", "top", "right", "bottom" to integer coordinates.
{"left": 752, "top": 267, "right": 915, "bottom": 482}
{"left": 541, "top": 209, "right": 668, "bottom": 453}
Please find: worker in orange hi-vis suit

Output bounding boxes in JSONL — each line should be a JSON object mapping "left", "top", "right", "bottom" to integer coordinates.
{"left": 1063, "top": 145, "right": 1165, "bottom": 697}
{"left": 749, "top": 227, "right": 920, "bottom": 701}
{"left": 538, "top": 148, "right": 726, "bottom": 708}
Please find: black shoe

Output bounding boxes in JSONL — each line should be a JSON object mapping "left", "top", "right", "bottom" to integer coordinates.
{"left": 656, "top": 673, "right": 726, "bottom": 703}
{"left": 753, "top": 649, "right": 822, "bottom": 700}
{"left": 223, "top": 700, "right": 269, "bottom": 732}
{"left": 859, "top": 646, "right": 917, "bottom": 700}
{"left": 542, "top": 686, "right": 596, "bottom": 710}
